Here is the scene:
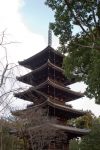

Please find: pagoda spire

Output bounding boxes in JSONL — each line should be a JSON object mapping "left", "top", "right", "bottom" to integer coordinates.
{"left": 48, "top": 23, "right": 52, "bottom": 46}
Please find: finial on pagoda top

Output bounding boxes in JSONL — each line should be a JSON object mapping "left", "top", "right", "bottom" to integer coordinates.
{"left": 48, "top": 23, "right": 52, "bottom": 47}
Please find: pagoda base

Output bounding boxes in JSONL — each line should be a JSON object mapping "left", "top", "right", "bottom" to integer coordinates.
{"left": 46, "top": 141, "right": 69, "bottom": 150}
{"left": 43, "top": 135, "right": 69, "bottom": 150}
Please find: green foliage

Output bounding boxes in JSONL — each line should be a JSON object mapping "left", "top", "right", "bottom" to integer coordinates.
{"left": 69, "top": 117, "right": 100, "bottom": 150}
{"left": 63, "top": 34, "right": 100, "bottom": 103}
{"left": 45, "top": 0, "right": 100, "bottom": 103}
{"left": 69, "top": 139, "right": 80, "bottom": 150}
{"left": 0, "top": 119, "right": 24, "bottom": 150}
{"left": 80, "top": 118, "right": 100, "bottom": 150}
{"left": 67, "top": 112, "right": 94, "bottom": 129}
{"left": 45, "top": 0, "right": 100, "bottom": 43}
{"left": 75, "top": 113, "right": 94, "bottom": 129}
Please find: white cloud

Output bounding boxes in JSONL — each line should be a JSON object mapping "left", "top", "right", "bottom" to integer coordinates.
{"left": 0, "top": 0, "right": 46, "bottom": 63}
{"left": 68, "top": 97, "right": 100, "bottom": 117}
{"left": 68, "top": 82, "right": 100, "bottom": 117}
{"left": 0, "top": 0, "right": 47, "bottom": 115}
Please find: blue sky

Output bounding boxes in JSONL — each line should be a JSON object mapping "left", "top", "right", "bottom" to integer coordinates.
{"left": 21, "top": 0, "right": 54, "bottom": 40}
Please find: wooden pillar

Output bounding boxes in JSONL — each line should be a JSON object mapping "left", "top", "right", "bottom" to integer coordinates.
{"left": 48, "top": 142, "right": 55, "bottom": 150}
{"left": 62, "top": 141, "right": 69, "bottom": 150}
{"left": 66, "top": 141, "right": 69, "bottom": 150}
{"left": 48, "top": 137, "right": 70, "bottom": 150}
{"left": 48, "top": 142, "right": 69, "bottom": 150}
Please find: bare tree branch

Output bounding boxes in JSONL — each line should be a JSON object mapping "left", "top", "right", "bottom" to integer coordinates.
{"left": 0, "top": 64, "right": 8, "bottom": 87}
{"left": 92, "top": 9, "right": 97, "bottom": 26}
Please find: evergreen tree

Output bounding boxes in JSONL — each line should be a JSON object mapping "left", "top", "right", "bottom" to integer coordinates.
{"left": 80, "top": 118, "right": 100, "bottom": 150}
{"left": 69, "top": 117, "right": 100, "bottom": 150}
{"left": 69, "top": 139, "right": 80, "bottom": 150}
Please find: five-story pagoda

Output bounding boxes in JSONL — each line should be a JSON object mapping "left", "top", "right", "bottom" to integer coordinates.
{"left": 14, "top": 28, "right": 89, "bottom": 150}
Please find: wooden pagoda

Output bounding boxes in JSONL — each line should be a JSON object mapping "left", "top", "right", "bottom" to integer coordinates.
{"left": 14, "top": 46, "right": 89, "bottom": 150}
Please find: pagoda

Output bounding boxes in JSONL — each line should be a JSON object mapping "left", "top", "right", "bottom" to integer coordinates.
{"left": 14, "top": 28, "right": 89, "bottom": 150}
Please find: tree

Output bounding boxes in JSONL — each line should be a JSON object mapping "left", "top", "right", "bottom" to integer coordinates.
{"left": 0, "top": 30, "right": 21, "bottom": 115}
{"left": 0, "top": 118, "right": 20, "bottom": 150}
{"left": 80, "top": 117, "right": 100, "bottom": 150}
{"left": 69, "top": 139, "right": 80, "bottom": 150}
{"left": 67, "top": 112, "right": 94, "bottom": 129}
{"left": 69, "top": 117, "right": 100, "bottom": 150}
{"left": 45, "top": 0, "right": 100, "bottom": 104}
{"left": 13, "top": 108, "right": 58, "bottom": 150}
{"left": 74, "top": 112, "right": 94, "bottom": 129}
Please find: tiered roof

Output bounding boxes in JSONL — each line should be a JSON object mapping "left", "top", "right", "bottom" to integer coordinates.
{"left": 14, "top": 46, "right": 89, "bottom": 141}
{"left": 18, "top": 46, "right": 63, "bottom": 69}
{"left": 13, "top": 98, "right": 86, "bottom": 119}
{"left": 15, "top": 79, "right": 83, "bottom": 102}
{"left": 17, "top": 60, "right": 73, "bottom": 86}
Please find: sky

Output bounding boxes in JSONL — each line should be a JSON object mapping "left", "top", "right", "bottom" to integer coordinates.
{"left": 0, "top": 0, "right": 58, "bottom": 63}
{"left": 0, "top": 0, "right": 100, "bottom": 117}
